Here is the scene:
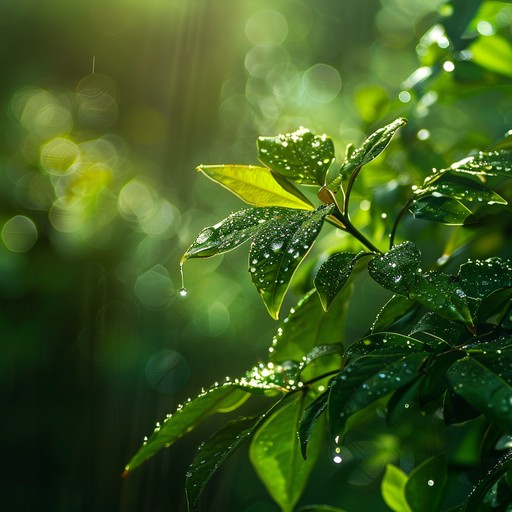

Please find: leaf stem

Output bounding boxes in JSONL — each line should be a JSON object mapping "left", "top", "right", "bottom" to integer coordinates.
{"left": 331, "top": 208, "right": 382, "bottom": 254}
{"left": 389, "top": 199, "right": 412, "bottom": 249}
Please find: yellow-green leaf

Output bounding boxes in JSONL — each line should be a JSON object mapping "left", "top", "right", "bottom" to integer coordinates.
{"left": 198, "top": 164, "right": 314, "bottom": 210}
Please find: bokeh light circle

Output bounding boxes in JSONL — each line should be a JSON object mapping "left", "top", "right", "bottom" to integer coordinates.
{"left": 245, "top": 10, "right": 288, "bottom": 46}
{"left": 145, "top": 349, "right": 189, "bottom": 393}
{"left": 303, "top": 63, "right": 342, "bottom": 103}
{"left": 1, "top": 215, "right": 38, "bottom": 253}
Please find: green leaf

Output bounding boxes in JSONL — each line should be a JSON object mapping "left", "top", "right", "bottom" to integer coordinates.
{"left": 315, "top": 251, "right": 368, "bottom": 310}
{"left": 181, "top": 207, "right": 283, "bottom": 263}
{"left": 300, "top": 344, "right": 344, "bottom": 375}
{"left": 368, "top": 242, "right": 421, "bottom": 295}
{"left": 298, "top": 391, "right": 329, "bottom": 459}
{"left": 446, "top": 337, "right": 512, "bottom": 432}
{"left": 186, "top": 416, "right": 259, "bottom": 511}
{"left": 409, "top": 272, "right": 474, "bottom": 328}
{"left": 328, "top": 352, "right": 426, "bottom": 437}
{"left": 409, "top": 195, "right": 473, "bottom": 225}
{"left": 250, "top": 395, "right": 323, "bottom": 512}
{"left": 124, "top": 384, "right": 251, "bottom": 474}
{"left": 414, "top": 172, "right": 507, "bottom": 213}
{"left": 410, "top": 312, "right": 464, "bottom": 347}
{"left": 197, "top": 164, "right": 314, "bottom": 210}
{"left": 346, "top": 333, "right": 427, "bottom": 358}
{"left": 243, "top": 361, "right": 301, "bottom": 393}
{"left": 386, "top": 377, "right": 423, "bottom": 427}
{"left": 445, "top": 149, "right": 512, "bottom": 178}
{"left": 329, "top": 117, "right": 407, "bottom": 190}
{"left": 470, "top": 34, "right": 512, "bottom": 78}
{"left": 372, "top": 295, "right": 417, "bottom": 333}
{"left": 270, "top": 286, "right": 352, "bottom": 364}
{"left": 250, "top": 204, "right": 334, "bottom": 319}
{"left": 382, "top": 464, "right": 412, "bottom": 512}
{"left": 257, "top": 127, "right": 335, "bottom": 185}
{"left": 298, "top": 506, "right": 347, "bottom": 512}
{"left": 463, "top": 452, "right": 512, "bottom": 511}
{"left": 404, "top": 455, "right": 447, "bottom": 512}
{"left": 458, "top": 258, "right": 512, "bottom": 300}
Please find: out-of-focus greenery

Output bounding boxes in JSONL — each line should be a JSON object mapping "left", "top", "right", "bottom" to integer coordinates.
{"left": 1, "top": 0, "right": 511, "bottom": 511}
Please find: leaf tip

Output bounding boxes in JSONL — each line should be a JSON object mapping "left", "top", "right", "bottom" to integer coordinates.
{"left": 121, "top": 468, "right": 130, "bottom": 478}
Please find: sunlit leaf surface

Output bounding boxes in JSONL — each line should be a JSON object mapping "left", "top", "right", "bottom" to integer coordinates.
{"left": 257, "top": 127, "right": 335, "bottom": 185}
{"left": 249, "top": 204, "right": 334, "bottom": 319}
{"left": 197, "top": 164, "right": 314, "bottom": 210}
{"left": 250, "top": 395, "right": 322, "bottom": 512}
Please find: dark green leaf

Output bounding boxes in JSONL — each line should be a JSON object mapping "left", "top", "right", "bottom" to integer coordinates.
{"left": 368, "top": 242, "right": 421, "bottom": 295}
{"left": 182, "top": 207, "right": 283, "bottom": 262}
{"left": 410, "top": 312, "right": 464, "bottom": 346}
{"left": 381, "top": 464, "right": 412, "bottom": 512}
{"left": 186, "top": 416, "right": 259, "bottom": 511}
{"left": 446, "top": 337, "right": 512, "bottom": 432}
{"left": 372, "top": 295, "right": 417, "bottom": 333}
{"left": 298, "top": 506, "right": 347, "bottom": 512}
{"left": 445, "top": 149, "right": 512, "bottom": 178}
{"left": 346, "top": 332, "right": 426, "bottom": 358}
{"left": 298, "top": 391, "right": 329, "bottom": 459}
{"left": 463, "top": 452, "right": 512, "bottom": 511}
{"left": 414, "top": 172, "right": 507, "bottom": 213}
{"left": 270, "top": 287, "right": 351, "bottom": 364}
{"left": 257, "top": 127, "right": 335, "bottom": 185}
{"left": 315, "top": 251, "right": 367, "bottom": 310}
{"left": 197, "top": 164, "right": 314, "bottom": 209}
{"left": 300, "top": 344, "right": 344, "bottom": 374}
{"left": 250, "top": 204, "right": 334, "bottom": 319}
{"left": 250, "top": 395, "right": 323, "bottom": 512}
{"left": 124, "top": 384, "right": 250, "bottom": 473}
{"left": 404, "top": 455, "right": 447, "bottom": 512}
{"left": 410, "top": 195, "right": 473, "bottom": 225}
{"left": 328, "top": 352, "right": 426, "bottom": 437}
{"left": 458, "top": 258, "right": 512, "bottom": 300}
{"left": 409, "top": 272, "right": 474, "bottom": 328}
{"left": 243, "top": 361, "right": 301, "bottom": 393}
{"left": 386, "top": 377, "right": 423, "bottom": 427}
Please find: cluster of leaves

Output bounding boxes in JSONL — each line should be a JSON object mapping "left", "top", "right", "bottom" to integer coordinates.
{"left": 124, "top": 116, "right": 512, "bottom": 511}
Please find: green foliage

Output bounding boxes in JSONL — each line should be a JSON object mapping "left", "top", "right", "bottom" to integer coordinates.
{"left": 125, "top": 5, "right": 512, "bottom": 510}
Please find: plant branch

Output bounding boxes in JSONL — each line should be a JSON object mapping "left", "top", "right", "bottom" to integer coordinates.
{"left": 389, "top": 198, "right": 412, "bottom": 249}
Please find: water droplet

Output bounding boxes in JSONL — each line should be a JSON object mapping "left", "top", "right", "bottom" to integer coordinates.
{"left": 333, "top": 456, "right": 342, "bottom": 464}
{"left": 427, "top": 479, "right": 434, "bottom": 486}
{"left": 179, "top": 288, "right": 188, "bottom": 297}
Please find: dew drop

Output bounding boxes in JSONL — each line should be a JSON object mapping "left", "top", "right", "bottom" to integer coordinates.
{"left": 179, "top": 287, "right": 188, "bottom": 297}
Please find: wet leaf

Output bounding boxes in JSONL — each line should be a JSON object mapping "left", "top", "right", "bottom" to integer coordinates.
{"left": 463, "top": 452, "right": 512, "bottom": 511}
{"left": 250, "top": 395, "right": 323, "bottom": 512}
{"left": 124, "top": 384, "right": 251, "bottom": 473}
{"left": 300, "top": 344, "right": 344, "bottom": 374}
{"left": 445, "top": 149, "right": 512, "bottom": 178}
{"left": 328, "top": 352, "right": 426, "bottom": 437}
{"left": 269, "top": 290, "right": 342, "bottom": 363}
{"left": 381, "top": 464, "right": 412, "bottom": 512}
{"left": 372, "top": 295, "right": 417, "bottom": 333}
{"left": 414, "top": 172, "right": 507, "bottom": 214}
{"left": 368, "top": 242, "right": 421, "bottom": 295}
{"left": 298, "top": 506, "right": 347, "bottom": 512}
{"left": 197, "top": 164, "right": 314, "bottom": 209}
{"left": 386, "top": 377, "right": 423, "bottom": 427}
{"left": 404, "top": 455, "right": 447, "bottom": 512}
{"left": 243, "top": 361, "right": 301, "bottom": 393}
{"left": 328, "top": 117, "right": 407, "bottom": 190}
{"left": 257, "top": 127, "right": 335, "bottom": 185}
{"left": 410, "top": 312, "right": 464, "bottom": 346}
{"left": 182, "top": 207, "right": 284, "bottom": 263}
{"left": 298, "top": 391, "right": 329, "bottom": 459}
{"left": 186, "top": 416, "right": 259, "bottom": 511}
{"left": 409, "top": 195, "right": 473, "bottom": 225}
{"left": 250, "top": 204, "right": 334, "bottom": 319}
{"left": 315, "top": 251, "right": 367, "bottom": 310}
{"left": 446, "top": 337, "right": 512, "bottom": 432}
{"left": 458, "top": 258, "right": 512, "bottom": 300}
{"left": 346, "top": 332, "right": 427, "bottom": 358}
{"left": 409, "top": 272, "right": 474, "bottom": 328}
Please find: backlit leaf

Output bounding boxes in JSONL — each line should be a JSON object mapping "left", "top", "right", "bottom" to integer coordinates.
{"left": 250, "top": 395, "right": 323, "bottom": 512}
{"left": 372, "top": 295, "right": 417, "bottom": 333}
{"left": 381, "top": 464, "right": 412, "bottom": 512}
{"left": 470, "top": 34, "right": 512, "bottom": 78}
{"left": 249, "top": 204, "right": 334, "bottom": 319}
{"left": 198, "top": 164, "right": 314, "bottom": 210}
{"left": 257, "top": 127, "right": 335, "bottom": 185}
{"left": 409, "top": 195, "right": 473, "bottom": 225}
{"left": 298, "top": 391, "right": 329, "bottom": 459}
{"left": 186, "top": 416, "right": 259, "bottom": 511}
{"left": 124, "top": 384, "right": 250, "bottom": 474}
{"left": 445, "top": 149, "right": 512, "bottom": 178}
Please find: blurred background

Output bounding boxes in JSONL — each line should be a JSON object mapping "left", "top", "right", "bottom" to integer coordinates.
{"left": 1, "top": 0, "right": 511, "bottom": 510}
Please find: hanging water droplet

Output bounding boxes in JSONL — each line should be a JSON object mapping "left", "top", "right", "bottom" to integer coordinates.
{"left": 179, "top": 288, "right": 188, "bottom": 297}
